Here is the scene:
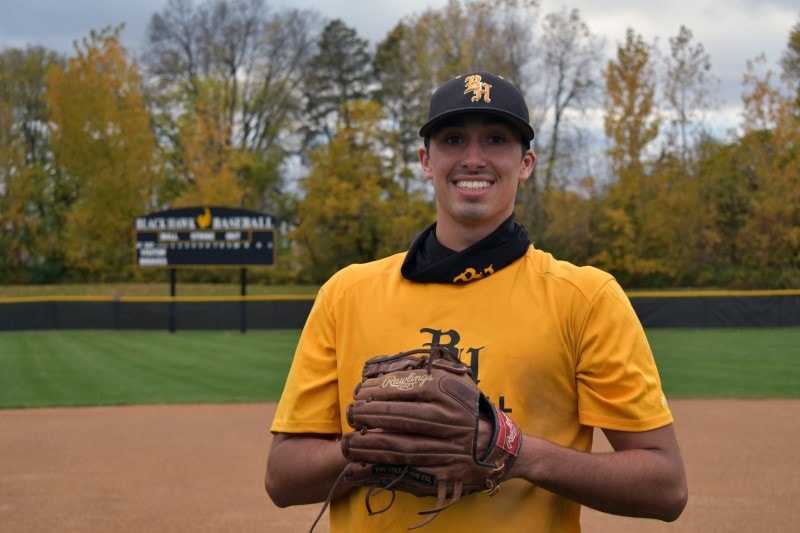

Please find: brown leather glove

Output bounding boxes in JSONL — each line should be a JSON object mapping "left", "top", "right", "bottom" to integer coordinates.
{"left": 339, "top": 346, "right": 522, "bottom": 529}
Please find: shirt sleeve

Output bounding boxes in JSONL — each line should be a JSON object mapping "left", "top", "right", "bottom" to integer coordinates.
{"left": 270, "top": 286, "right": 343, "bottom": 435}
{"left": 575, "top": 279, "right": 674, "bottom": 431}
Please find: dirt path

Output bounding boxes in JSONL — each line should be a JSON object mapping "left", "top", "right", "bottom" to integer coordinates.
{"left": 1, "top": 399, "right": 798, "bottom": 532}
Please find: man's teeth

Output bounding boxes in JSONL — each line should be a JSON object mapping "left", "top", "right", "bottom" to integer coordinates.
{"left": 456, "top": 181, "right": 491, "bottom": 190}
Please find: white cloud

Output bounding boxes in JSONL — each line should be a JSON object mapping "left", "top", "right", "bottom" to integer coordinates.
{"left": 1, "top": 0, "right": 796, "bottom": 128}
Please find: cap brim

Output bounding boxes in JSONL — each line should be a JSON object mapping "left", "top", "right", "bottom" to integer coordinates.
{"left": 419, "top": 108, "right": 535, "bottom": 141}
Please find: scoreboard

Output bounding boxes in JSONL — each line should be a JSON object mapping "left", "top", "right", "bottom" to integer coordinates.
{"left": 135, "top": 207, "right": 275, "bottom": 267}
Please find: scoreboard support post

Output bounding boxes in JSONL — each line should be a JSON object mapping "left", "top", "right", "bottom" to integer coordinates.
{"left": 240, "top": 267, "right": 247, "bottom": 333}
{"left": 170, "top": 269, "right": 177, "bottom": 333}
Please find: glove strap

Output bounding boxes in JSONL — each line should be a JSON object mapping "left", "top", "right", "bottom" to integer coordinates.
{"left": 477, "top": 396, "right": 523, "bottom": 491}
{"left": 309, "top": 467, "right": 351, "bottom": 533}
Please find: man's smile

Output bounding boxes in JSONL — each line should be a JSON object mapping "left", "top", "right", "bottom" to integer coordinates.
{"left": 454, "top": 179, "right": 493, "bottom": 191}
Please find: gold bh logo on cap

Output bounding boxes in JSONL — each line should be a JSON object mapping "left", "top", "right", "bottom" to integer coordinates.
{"left": 463, "top": 74, "right": 492, "bottom": 104}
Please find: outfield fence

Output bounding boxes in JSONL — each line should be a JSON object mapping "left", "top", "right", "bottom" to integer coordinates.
{"left": 1, "top": 291, "right": 799, "bottom": 331}
{"left": 627, "top": 290, "right": 800, "bottom": 328}
{"left": 0, "top": 295, "right": 314, "bottom": 332}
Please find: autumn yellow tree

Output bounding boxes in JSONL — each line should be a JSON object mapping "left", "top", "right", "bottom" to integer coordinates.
{"left": 780, "top": 17, "right": 800, "bottom": 106}
{"left": 292, "top": 100, "right": 433, "bottom": 282}
{"left": 47, "top": 26, "right": 159, "bottom": 279}
{"left": 663, "top": 25, "right": 716, "bottom": 166}
{"left": 0, "top": 88, "right": 31, "bottom": 280}
{"left": 170, "top": 78, "right": 245, "bottom": 208}
{"left": 735, "top": 55, "right": 800, "bottom": 287}
{"left": 0, "top": 46, "right": 65, "bottom": 282}
{"left": 596, "top": 28, "right": 670, "bottom": 285}
{"left": 143, "top": 0, "right": 317, "bottom": 217}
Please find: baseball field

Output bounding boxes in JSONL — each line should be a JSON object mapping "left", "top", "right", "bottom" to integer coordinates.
{"left": 1, "top": 329, "right": 798, "bottom": 532}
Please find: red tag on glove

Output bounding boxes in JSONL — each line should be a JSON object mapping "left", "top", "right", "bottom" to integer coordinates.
{"left": 493, "top": 405, "right": 522, "bottom": 457}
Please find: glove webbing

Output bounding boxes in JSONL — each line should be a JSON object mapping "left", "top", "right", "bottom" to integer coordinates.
{"left": 361, "top": 345, "right": 466, "bottom": 378}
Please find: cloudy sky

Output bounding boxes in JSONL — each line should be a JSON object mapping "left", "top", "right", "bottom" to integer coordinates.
{"left": 1, "top": 0, "right": 798, "bottom": 121}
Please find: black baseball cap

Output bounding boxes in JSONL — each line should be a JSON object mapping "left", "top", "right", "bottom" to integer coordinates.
{"left": 419, "top": 72, "right": 535, "bottom": 143}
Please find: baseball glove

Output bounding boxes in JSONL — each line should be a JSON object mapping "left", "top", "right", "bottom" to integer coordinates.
{"left": 313, "top": 345, "right": 522, "bottom": 531}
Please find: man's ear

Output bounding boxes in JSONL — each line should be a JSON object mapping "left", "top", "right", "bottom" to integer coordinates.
{"left": 518, "top": 149, "right": 536, "bottom": 183}
{"left": 419, "top": 146, "right": 434, "bottom": 180}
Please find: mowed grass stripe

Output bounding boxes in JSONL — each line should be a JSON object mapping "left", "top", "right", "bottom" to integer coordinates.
{"left": 648, "top": 328, "right": 800, "bottom": 398}
{"left": 1, "top": 328, "right": 799, "bottom": 408}
{"left": 0, "top": 330, "right": 300, "bottom": 408}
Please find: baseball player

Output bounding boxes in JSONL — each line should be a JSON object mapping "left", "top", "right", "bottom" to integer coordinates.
{"left": 266, "top": 72, "right": 687, "bottom": 532}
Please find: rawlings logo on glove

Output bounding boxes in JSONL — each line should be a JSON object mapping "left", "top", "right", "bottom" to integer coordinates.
{"left": 382, "top": 372, "right": 435, "bottom": 391}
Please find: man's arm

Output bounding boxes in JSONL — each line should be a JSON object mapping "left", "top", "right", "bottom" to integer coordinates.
{"left": 265, "top": 433, "right": 352, "bottom": 507}
{"left": 508, "top": 423, "right": 688, "bottom": 521}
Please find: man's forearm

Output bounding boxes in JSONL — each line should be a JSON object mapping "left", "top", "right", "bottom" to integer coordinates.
{"left": 265, "top": 434, "right": 351, "bottom": 507}
{"left": 509, "top": 426, "right": 687, "bottom": 521}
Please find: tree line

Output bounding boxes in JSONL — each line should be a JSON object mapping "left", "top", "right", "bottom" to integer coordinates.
{"left": 1, "top": 0, "right": 799, "bottom": 289}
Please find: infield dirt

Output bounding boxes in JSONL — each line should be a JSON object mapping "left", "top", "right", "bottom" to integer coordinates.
{"left": 1, "top": 399, "right": 797, "bottom": 532}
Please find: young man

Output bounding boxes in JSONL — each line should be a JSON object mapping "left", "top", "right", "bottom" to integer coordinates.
{"left": 266, "top": 72, "right": 687, "bottom": 532}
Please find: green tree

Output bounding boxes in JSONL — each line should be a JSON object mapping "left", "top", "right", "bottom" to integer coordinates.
{"left": 373, "top": 22, "right": 431, "bottom": 195}
{"left": 46, "top": 26, "right": 160, "bottom": 279}
{"left": 301, "top": 19, "right": 374, "bottom": 149}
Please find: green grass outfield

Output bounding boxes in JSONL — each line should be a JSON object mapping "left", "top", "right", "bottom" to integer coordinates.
{"left": 0, "top": 330, "right": 300, "bottom": 408}
{"left": 0, "top": 328, "right": 798, "bottom": 409}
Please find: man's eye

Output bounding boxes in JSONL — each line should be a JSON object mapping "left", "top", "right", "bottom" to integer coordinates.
{"left": 489, "top": 135, "right": 507, "bottom": 144}
{"left": 444, "top": 135, "right": 462, "bottom": 144}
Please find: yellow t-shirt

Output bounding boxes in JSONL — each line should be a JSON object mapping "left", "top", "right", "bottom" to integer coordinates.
{"left": 271, "top": 246, "right": 672, "bottom": 532}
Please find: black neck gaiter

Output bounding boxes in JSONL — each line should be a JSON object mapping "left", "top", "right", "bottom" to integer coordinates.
{"left": 400, "top": 215, "right": 530, "bottom": 284}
